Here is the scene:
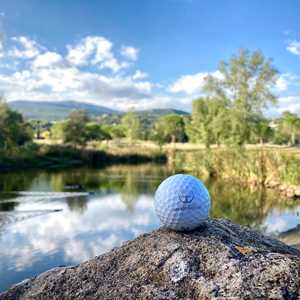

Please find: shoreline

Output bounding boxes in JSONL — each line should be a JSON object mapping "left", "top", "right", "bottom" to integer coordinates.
{"left": 0, "top": 144, "right": 167, "bottom": 173}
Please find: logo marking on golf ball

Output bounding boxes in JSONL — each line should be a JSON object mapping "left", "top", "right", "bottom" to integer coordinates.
{"left": 179, "top": 190, "right": 194, "bottom": 204}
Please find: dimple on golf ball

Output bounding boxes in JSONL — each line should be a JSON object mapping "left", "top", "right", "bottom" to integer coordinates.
{"left": 154, "top": 174, "right": 211, "bottom": 231}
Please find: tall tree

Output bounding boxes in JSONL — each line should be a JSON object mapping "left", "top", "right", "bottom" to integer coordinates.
{"left": 121, "top": 112, "right": 141, "bottom": 143}
{"left": 63, "top": 110, "right": 90, "bottom": 147}
{"left": 204, "top": 49, "right": 278, "bottom": 145}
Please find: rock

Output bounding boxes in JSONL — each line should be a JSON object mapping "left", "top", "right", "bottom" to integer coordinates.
{"left": 1, "top": 219, "right": 300, "bottom": 300}
{"left": 279, "top": 184, "right": 287, "bottom": 192}
{"left": 267, "top": 180, "right": 280, "bottom": 188}
{"left": 294, "top": 187, "right": 300, "bottom": 197}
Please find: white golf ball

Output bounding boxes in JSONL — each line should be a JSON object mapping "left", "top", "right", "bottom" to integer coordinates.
{"left": 154, "top": 174, "right": 211, "bottom": 231}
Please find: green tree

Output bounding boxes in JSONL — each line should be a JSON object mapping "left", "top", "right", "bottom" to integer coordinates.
{"left": 204, "top": 49, "right": 278, "bottom": 145}
{"left": 86, "top": 122, "right": 111, "bottom": 141}
{"left": 250, "top": 115, "right": 273, "bottom": 145}
{"left": 0, "top": 98, "right": 32, "bottom": 150}
{"left": 278, "top": 111, "right": 300, "bottom": 146}
{"left": 51, "top": 121, "right": 67, "bottom": 140}
{"left": 153, "top": 114, "right": 186, "bottom": 144}
{"left": 108, "top": 124, "right": 126, "bottom": 140}
{"left": 186, "top": 97, "right": 230, "bottom": 147}
{"left": 63, "top": 110, "right": 90, "bottom": 147}
{"left": 121, "top": 112, "right": 141, "bottom": 143}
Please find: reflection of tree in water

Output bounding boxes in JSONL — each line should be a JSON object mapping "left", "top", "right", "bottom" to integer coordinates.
{"left": 0, "top": 171, "right": 37, "bottom": 192}
{"left": 44, "top": 163, "right": 169, "bottom": 213}
{"left": 208, "top": 180, "right": 299, "bottom": 228}
{"left": 120, "top": 171, "right": 140, "bottom": 211}
{"left": 66, "top": 196, "right": 88, "bottom": 214}
{"left": 105, "top": 164, "right": 170, "bottom": 211}
{"left": 0, "top": 200, "right": 19, "bottom": 211}
{"left": 0, "top": 171, "right": 38, "bottom": 215}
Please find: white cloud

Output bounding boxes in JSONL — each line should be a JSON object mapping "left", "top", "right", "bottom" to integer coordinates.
{"left": 275, "top": 76, "right": 288, "bottom": 92}
{"left": 169, "top": 72, "right": 208, "bottom": 95}
{"left": 120, "top": 46, "right": 139, "bottom": 61}
{"left": 287, "top": 40, "right": 300, "bottom": 56}
{"left": 67, "top": 36, "right": 127, "bottom": 72}
{"left": 169, "top": 71, "right": 222, "bottom": 95}
{"left": 277, "top": 96, "right": 300, "bottom": 114}
{"left": 0, "top": 66, "right": 153, "bottom": 105}
{"left": 274, "top": 73, "right": 300, "bottom": 94}
{"left": 9, "top": 36, "right": 43, "bottom": 59}
{"left": 132, "top": 70, "right": 148, "bottom": 80}
{"left": 32, "top": 51, "right": 65, "bottom": 69}
{"left": 0, "top": 35, "right": 160, "bottom": 110}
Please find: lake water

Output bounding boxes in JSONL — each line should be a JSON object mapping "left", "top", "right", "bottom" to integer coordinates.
{"left": 1, "top": 163, "right": 300, "bottom": 292}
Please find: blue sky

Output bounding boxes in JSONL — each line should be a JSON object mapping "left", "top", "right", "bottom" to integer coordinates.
{"left": 0, "top": 0, "right": 300, "bottom": 115}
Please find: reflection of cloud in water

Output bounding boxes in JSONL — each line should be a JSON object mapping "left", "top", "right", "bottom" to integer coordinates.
{"left": 263, "top": 205, "right": 300, "bottom": 234}
{"left": 0, "top": 194, "right": 159, "bottom": 272}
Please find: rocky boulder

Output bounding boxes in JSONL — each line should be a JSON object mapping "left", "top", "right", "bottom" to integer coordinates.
{"left": 1, "top": 219, "right": 300, "bottom": 299}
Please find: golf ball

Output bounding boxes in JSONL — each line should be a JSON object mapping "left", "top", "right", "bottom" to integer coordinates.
{"left": 154, "top": 174, "right": 211, "bottom": 231}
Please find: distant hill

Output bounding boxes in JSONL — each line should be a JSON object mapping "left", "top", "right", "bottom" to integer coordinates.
{"left": 8, "top": 100, "right": 189, "bottom": 122}
{"left": 9, "top": 100, "right": 120, "bottom": 121}
{"left": 136, "top": 108, "right": 189, "bottom": 117}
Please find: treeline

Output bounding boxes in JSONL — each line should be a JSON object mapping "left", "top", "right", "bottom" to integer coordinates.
{"left": 44, "top": 105, "right": 300, "bottom": 148}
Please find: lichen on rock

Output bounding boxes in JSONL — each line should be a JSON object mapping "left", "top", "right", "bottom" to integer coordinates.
{"left": 1, "top": 219, "right": 300, "bottom": 300}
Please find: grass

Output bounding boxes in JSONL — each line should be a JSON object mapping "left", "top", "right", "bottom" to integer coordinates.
{"left": 0, "top": 143, "right": 166, "bottom": 172}
{"left": 173, "top": 146, "right": 300, "bottom": 186}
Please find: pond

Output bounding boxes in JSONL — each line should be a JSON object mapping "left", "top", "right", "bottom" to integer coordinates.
{"left": 1, "top": 163, "right": 300, "bottom": 292}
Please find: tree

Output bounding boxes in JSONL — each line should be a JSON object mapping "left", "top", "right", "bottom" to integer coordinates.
{"left": 204, "top": 49, "right": 278, "bottom": 145}
{"left": 63, "top": 110, "right": 90, "bottom": 147}
{"left": 51, "top": 121, "right": 67, "bottom": 140}
{"left": 250, "top": 115, "right": 273, "bottom": 145}
{"left": 86, "top": 123, "right": 111, "bottom": 141}
{"left": 0, "top": 98, "right": 33, "bottom": 150}
{"left": 121, "top": 112, "right": 141, "bottom": 143}
{"left": 153, "top": 114, "right": 186, "bottom": 144}
{"left": 186, "top": 97, "right": 230, "bottom": 147}
{"left": 278, "top": 111, "right": 300, "bottom": 146}
{"left": 108, "top": 124, "right": 126, "bottom": 140}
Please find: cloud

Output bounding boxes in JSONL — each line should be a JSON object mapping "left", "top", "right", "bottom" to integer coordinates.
{"left": 0, "top": 66, "right": 153, "bottom": 105}
{"left": 286, "top": 40, "right": 300, "bottom": 56}
{"left": 120, "top": 46, "right": 139, "bottom": 61}
{"left": 0, "top": 35, "right": 158, "bottom": 110}
{"left": 67, "top": 36, "right": 127, "bottom": 72}
{"left": 274, "top": 73, "right": 299, "bottom": 92}
{"left": 169, "top": 71, "right": 222, "bottom": 95}
{"left": 169, "top": 72, "right": 208, "bottom": 95}
{"left": 277, "top": 96, "right": 300, "bottom": 114}
{"left": 9, "top": 36, "right": 43, "bottom": 59}
{"left": 32, "top": 51, "right": 65, "bottom": 69}
{"left": 132, "top": 70, "right": 148, "bottom": 80}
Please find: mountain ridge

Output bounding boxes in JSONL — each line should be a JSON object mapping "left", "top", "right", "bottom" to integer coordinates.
{"left": 8, "top": 100, "right": 189, "bottom": 121}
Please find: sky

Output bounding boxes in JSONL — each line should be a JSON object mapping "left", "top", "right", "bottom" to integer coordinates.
{"left": 0, "top": 0, "right": 300, "bottom": 115}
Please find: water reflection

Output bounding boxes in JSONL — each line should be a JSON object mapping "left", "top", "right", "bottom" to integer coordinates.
{"left": 0, "top": 164, "right": 300, "bottom": 291}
